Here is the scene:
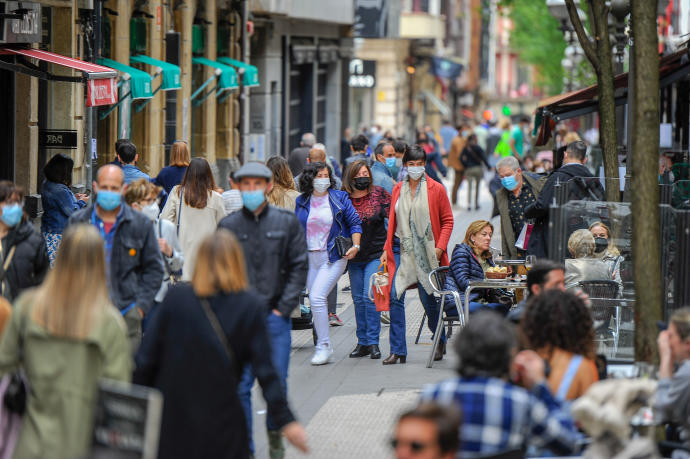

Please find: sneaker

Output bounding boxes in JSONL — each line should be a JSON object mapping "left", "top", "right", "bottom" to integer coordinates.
{"left": 380, "top": 311, "right": 390, "bottom": 325}
{"left": 329, "top": 313, "right": 343, "bottom": 326}
{"left": 311, "top": 345, "right": 333, "bottom": 365}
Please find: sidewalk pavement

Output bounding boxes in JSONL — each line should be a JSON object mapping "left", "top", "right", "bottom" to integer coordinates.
{"left": 251, "top": 173, "right": 499, "bottom": 458}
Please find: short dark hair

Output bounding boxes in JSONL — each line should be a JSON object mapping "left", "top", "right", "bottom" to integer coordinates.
{"left": 117, "top": 141, "right": 137, "bottom": 164}
{"left": 393, "top": 140, "right": 408, "bottom": 155}
{"left": 566, "top": 140, "right": 587, "bottom": 161}
{"left": 44, "top": 153, "right": 75, "bottom": 187}
{"left": 397, "top": 403, "right": 461, "bottom": 455}
{"left": 455, "top": 310, "right": 516, "bottom": 378}
{"left": 299, "top": 162, "right": 335, "bottom": 196}
{"left": 402, "top": 144, "right": 427, "bottom": 165}
{"left": 526, "top": 260, "right": 565, "bottom": 295}
{"left": 520, "top": 289, "right": 595, "bottom": 359}
{"left": 374, "top": 142, "right": 387, "bottom": 157}
{"left": 351, "top": 134, "right": 369, "bottom": 152}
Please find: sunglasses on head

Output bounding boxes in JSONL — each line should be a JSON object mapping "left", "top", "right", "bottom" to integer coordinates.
{"left": 390, "top": 438, "right": 432, "bottom": 453}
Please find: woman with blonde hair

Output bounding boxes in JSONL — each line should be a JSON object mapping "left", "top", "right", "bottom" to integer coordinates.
{"left": 161, "top": 157, "right": 225, "bottom": 280}
{"left": 266, "top": 156, "right": 300, "bottom": 211}
{"left": 0, "top": 224, "right": 131, "bottom": 459}
{"left": 589, "top": 221, "right": 624, "bottom": 287}
{"left": 444, "top": 220, "right": 509, "bottom": 315}
{"left": 153, "top": 141, "right": 191, "bottom": 204}
{"left": 134, "top": 229, "right": 308, "bottom": 458}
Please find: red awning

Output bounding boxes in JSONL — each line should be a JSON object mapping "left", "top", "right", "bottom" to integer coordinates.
{"left": 0, "top": 48, "right": 118, "bottom": 106}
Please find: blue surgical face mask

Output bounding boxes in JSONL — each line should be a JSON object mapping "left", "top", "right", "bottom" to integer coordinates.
{"left": 501, "top": 174, "right": 519, "bottom": 191}
{"left": 385, "top": 157, "right": 396, "bottom": 169}
{"left": 242, "top": 189, "right": 266, "bottom": 211}
{"left": 1, "top": 204, "right": 23, "bottom": 228}
{"left": 96, "top": 189, "right": 122, "bottom": 211}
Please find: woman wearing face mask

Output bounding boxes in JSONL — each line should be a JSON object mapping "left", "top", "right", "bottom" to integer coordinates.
{"left": 295, "top": 162, "right": 362, "bottom": 366}
{"left": 380, "top": 145, "right": 454, "bottom": 364}
{"left": 125, "top": 179, "right": 183, "bottom": 317}
{"left": 161, "top": 158, "right": 225, "bottom": 281}
{"left": 0, "top": 181, "right": 49, "bottom": 301}
{"left": 343, "top": 160, "right": 391, "bottom": 360}
{"left": 589, "top": 221, "right": 624, "bottom": 292}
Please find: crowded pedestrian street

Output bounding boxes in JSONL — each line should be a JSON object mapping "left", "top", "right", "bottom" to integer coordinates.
{"left": 2, "top": 1, "right": 690, "bottom": 459}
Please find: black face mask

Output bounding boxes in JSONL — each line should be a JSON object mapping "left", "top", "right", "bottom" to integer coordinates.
{"left": 353, "top": 177, "right": 371, "bottom": 190}
{"left": 594, "top": 237, "right": 608, "bottom": 253}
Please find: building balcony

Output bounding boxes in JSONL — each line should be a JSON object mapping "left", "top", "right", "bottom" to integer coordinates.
{"left": 399, "top": 11, "right": 445, "bottom": 41}
{"left": 249, "top": 0, "right": 354, "bottom": 25}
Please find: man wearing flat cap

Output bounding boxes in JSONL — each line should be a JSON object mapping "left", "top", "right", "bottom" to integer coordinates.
{"left": 218, "top": 161, "right": 308, "bottom": 459}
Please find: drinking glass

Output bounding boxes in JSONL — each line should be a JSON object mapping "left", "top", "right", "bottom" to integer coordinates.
{"left": 524, "top": 255, "right": 536, "bottom": 270}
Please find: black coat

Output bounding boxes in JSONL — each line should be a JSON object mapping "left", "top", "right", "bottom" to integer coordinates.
{"left": 68, "top": 204, "right": 164, "bottom": 314}
{"left": 134, "top": 284, "right": 295, "bottom": 459}
{"left": 1, "top": 220, "right": 48, "bottom": 301}
{"left": 524, "top": 163, "right": 602, "bottom": 258}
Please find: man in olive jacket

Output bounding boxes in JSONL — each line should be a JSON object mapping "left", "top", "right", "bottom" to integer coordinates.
{"left": 68, "top": 165, "right": 163, "bottom": 351}
{"left": 218, "top": 162, "right": 308, "bottom": 459}
{"left": 495, "top": 156, "right": 547, "bottom": 259}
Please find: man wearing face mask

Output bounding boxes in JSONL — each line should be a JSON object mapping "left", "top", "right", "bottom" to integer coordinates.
{"left": 0, "top": 181, "right": 49, "bottom": 301}
{"left": 495, "top": 156, "right": 547, "bottom": 259}
{"left": 68, "top": 165, "right": 164, "bottom": 351}
{"left": 217, "top": 162, "right": 308, "bottom": 459}
{"left": 370, "top": 142, "right": 396, "bottom": 193}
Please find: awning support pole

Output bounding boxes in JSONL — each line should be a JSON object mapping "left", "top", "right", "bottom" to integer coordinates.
{"left": 192, "top": 83, "right": 219, "bottom": 107}
{"left": 99, "top": 89, "right": 131, "bottom": 120}
{"left": 134, "top": 85, "right": 164, "bottom": 113}
{"left": 191, "top": 75, "right": 217, "bottom": 101}
{"left": 216, "top": 87, "right": 234, "bottom": 104}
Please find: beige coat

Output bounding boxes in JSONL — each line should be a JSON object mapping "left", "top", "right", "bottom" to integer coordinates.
{"left": 161, "top": 186, "right": 225, "bottom": 280}
{"left": 496, "top": 173, "right": 547, "bottom": 259}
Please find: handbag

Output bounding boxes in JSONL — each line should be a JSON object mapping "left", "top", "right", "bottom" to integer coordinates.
{"left": 334, "top": 236, "right": 353, "bottom": 258}
{"left": 515, "top": 222, "right": 534, "bottom": 250}
{"left": 369, "top": 262, "right": 390, "bottom": 312}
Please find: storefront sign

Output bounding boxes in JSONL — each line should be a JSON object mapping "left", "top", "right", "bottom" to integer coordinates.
{"left": 0, "top": 1, "right": 41, "bottom": 44}
{"left": 87, "top": 78, "right": 118, "bottom": 107}
{"left": 40, "top": 130, "right": 77, "bottom": 149}
{"left": 348, "top": 59, "right": 376, "bottom": 88}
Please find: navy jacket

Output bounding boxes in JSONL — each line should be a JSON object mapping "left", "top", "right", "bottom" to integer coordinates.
{"left": 40, "top": 180, "right": 87, "bottom": 233}
{"left": 68, "top": 204, "right": 164, "bottom": 314}
{"left": 1, "top": 220, "right": 49, "bottom": 301}
{"left": 295, "top": 189, "right": 363, "bottom": 263}
{"left": 153, "top": 165, "right": 188, "bottom": 196}
{"left": 444, "top": 243, "right": 495, "bottom": 308}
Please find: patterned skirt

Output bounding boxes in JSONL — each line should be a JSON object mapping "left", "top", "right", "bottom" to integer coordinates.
{"left": 43, "top": 232, "right": 62, "bottom": 267}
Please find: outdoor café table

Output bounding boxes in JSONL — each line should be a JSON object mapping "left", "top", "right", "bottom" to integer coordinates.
{"left": 463, "top": 278, "right": 527, "bottom": 322}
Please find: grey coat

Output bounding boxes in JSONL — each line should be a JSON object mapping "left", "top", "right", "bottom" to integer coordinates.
{"left": 655, "top": 360, "right": 690, "bottom": 446}
{"left": 68, "top": 204, "right": 164, "bottom": 314}
{"left": 496, "top": 173, "right": 546, "bottom": 259}
{"left": 154, "top": 218, "right": 184, "bottom": 303}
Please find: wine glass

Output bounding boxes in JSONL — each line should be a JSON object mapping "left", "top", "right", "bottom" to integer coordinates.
{"left": 524, "top": 255, "right": 536, "bottom": 271}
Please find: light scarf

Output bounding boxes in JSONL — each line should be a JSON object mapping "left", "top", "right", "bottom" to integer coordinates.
{"left": 394, "top": 176, "right": 438, "bottom": 298}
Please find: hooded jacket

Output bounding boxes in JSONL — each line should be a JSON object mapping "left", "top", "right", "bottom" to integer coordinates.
{"left": 1, "top": 220, "right": 49, "bottom": 302}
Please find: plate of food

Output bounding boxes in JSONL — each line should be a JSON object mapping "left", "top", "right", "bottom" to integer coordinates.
{"left": 485, "top": 266, "right": 509, "bottom": 279}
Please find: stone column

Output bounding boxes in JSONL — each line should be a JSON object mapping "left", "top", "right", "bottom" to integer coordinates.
{"left": 13, "top": 74, "right": 39, "bottom": 193}
{"left": 175, "top": 0, "right": 195, "bottom": 142}
{"left": 200, "top": 0, "right": 217, "bottom": 163}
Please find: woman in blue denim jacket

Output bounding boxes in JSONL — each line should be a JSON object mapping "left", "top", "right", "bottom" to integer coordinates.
{"left": 41, "top": 154, "right": 88, "bottom": 265}
{"left": 295, "top": 162, "right": 362, "bottom": 366}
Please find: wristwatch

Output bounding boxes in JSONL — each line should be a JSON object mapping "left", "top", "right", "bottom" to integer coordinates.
{"left": 353, "top": 244, "right": 361, "bottom": 250}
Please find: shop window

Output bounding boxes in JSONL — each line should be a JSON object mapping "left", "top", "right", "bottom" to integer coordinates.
{"left": 192, "top": 24, "right": 205, "bottom": 55}
{"left": 130, "top": 17, "right": 147, "bottom": 55}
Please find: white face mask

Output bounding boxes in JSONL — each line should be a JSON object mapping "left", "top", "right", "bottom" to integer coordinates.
{"left": 313, "top": 178, "right": 331, "bottom": 193}
{"left": 141, "top": 202, "right": 160, "bottom": 221}
{"left": 407, "top": 166, "right": 425, "bottom": 180}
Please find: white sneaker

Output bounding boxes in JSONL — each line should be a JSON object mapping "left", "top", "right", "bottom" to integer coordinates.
{"left": 311, "top": 345, "right": 333, "bottom": 365}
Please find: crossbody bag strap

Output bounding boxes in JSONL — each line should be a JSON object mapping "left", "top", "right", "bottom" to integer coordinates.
{"left": 158, "top": 219, "right": 172, "bottom": 282}
{"left": 199, "top": 297, "right": 237, "bottom": 380}
{"left": 176, "top": 187, "right": 183, "bottom": 236}
{"left": 0, "top": 245, "right": 17, "bottom": 297}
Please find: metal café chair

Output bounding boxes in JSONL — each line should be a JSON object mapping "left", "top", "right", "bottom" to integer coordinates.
{"left": 577, "top": 280, "right": 620, "bottom": 355}
{"left": 425, "top": 266, "right": 464, "bottom": 368}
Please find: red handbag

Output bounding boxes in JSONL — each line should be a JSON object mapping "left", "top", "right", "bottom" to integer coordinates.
{"left": 369, "top": 262, "right": 390, "bottom": 312}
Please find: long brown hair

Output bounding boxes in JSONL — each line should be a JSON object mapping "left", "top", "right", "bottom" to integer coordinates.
{"left": 32, "top": 225, "right": 112, "bottom": 338}
{"left": 463, "top": 220, "right": 494, "bottom": 259}
{"left": 169, "top": 141, "right": 191, "bottom": 167}
{"left": 192, "top": 229, "right": 249, "bottom": 297}
{"left": 342, "top": 159, "right": 375, "bottom": 194}
{"left": 179, "top": 157, "right": 216, "bottom": 209}
{"left": 266, "top": 156, "right": 295, "bottom": 191}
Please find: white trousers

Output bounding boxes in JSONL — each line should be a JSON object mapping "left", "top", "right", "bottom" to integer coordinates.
{"left": 307, "top": 250, "right": 347, "bottom": 348}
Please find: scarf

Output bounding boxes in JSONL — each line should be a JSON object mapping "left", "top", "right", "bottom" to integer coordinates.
{"left": 394, "top": 176, "right": 438, "bottom": 298}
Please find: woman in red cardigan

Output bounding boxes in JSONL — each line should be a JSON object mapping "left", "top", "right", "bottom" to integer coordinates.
{"left": 380, "top": 144, "right": 454, "bottom": 364}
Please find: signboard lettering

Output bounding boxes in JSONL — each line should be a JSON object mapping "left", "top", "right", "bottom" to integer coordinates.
{"left": 1, "top": 1, "right": 42, "bottom": 44}
{"left": 39, "top": 130, "right": 78, "bottom": 149}
{"left": 87, "top": 78, "right": 118, "bottom": 107}
{"left": 348, "top": 59, "right": 376, "bottom": 88}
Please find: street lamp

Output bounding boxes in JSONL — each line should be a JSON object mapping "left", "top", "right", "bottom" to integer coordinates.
{"left": 547, "top": 0, "right": 585, "bottom": 91}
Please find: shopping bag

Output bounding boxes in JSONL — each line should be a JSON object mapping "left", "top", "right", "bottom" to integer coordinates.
{"left": 515, "top": 223, "right": 534, "bottom": 250}
{"left": 369, "top": 262, "right": 390, "bottom": 312}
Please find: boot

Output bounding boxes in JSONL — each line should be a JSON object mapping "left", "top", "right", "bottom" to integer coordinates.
{"left": 370, "top": 344, "right": 381, "bottom": 359}
{"left": 434, "top": 342, "right": 446, "bottom": 361}
{"left": 349, "top": 344, "right": 371, "bottom": 358}
{"left": 268, "top": 429, "right": 285, "bottom": 459}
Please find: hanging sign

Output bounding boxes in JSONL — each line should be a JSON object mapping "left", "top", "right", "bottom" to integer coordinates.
{"left": 87, "top": 78, "right": 118, "bottom": 107}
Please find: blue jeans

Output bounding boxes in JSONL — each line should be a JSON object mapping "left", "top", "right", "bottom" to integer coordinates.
{"left": 468, "top": 301, "right": 510, "bottom": 315}
{"left": 239, "top": 313, "right": 292, "bottom": 453}
{"left": 388, "top": 245, "right": 446, "bottom": 356}
{"left": 348, "top": 259, "right": 382, "bottom": 346}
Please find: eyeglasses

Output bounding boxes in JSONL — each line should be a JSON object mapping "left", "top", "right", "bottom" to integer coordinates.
{"left": 390, "top": 438, "right": 432, "bottom": 453}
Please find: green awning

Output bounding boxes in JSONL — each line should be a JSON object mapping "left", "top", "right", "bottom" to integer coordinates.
{"left": 217, "top": 57, "right": 259, "bottom": 87}
{"left": 192, "top": 57, "right": 238, "bottom": 90}
{"left": 130, "top": 55, "right": 181, "bottom": 91}
{"left": 97, "top": 58, "right": 153, "bottom": 99}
